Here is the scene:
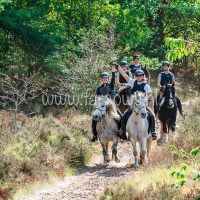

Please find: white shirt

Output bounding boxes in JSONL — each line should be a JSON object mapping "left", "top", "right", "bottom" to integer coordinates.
{"left": 128, "top": 78, "right": 152, "bottom": 93}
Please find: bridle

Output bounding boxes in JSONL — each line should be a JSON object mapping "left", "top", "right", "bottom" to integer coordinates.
{"left": 133, "top": 101, "right": 146, "bottom": 115}
{"left": 94, "top": 106, "right": 107, "bottom": 117}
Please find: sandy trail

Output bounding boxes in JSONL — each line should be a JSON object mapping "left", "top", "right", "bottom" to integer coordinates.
{"left": 20, "top": 140, "right": 161, "bottom": 200}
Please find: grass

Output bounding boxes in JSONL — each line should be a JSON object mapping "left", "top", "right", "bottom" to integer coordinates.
{"left": 0, "top": 110, "right": 94, "bottom": 200}
{"left": 100, "top": 163, "right": 200, "bottom": 200}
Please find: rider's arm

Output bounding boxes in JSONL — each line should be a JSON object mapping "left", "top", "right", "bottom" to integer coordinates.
{"left": 144, "top": 84, "right": 153, "bottom": 101}
{"left": 118, "top": 66, "right": 130, "bottom": 82}
{"left": 143, "top": 67, "right": 151, "bottom": 85}
{"left": 172, "top": 76, "right": 175, "bottom": 85}
{"left": 110, "top": 66, "right": 116, "bottom": 89}
{"left": 115, "top": 72, "right": 120, "bottom": 85}
{"left": 157, "top": 74, "right": 161, "bottom": 88}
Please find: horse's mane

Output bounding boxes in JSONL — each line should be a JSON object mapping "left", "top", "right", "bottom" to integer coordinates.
{"left": 129, "top": 91, "right": 147, "bottom": 107}
{"left": 107, "top": 98, "right": 120, "bottom": 119}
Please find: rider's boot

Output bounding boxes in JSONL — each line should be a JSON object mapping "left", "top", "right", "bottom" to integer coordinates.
{"left": 147, "top": 108, "right": 158, "bottom": 140}
{"left": 117, "top": 109, "right": 132, "bottom": 140}
{"left": 90, "top": 119, "right": 98, "bottom": 142}
{"left": 151, "top": 129, "right": 158, "bottom": 140}
{"left": 150, "top": 116, "right": 157, "bottom": 140}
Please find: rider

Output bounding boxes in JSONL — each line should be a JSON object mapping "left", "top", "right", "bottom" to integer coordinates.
{"left": 156, "top": 61, "right": 183, "bottom": 115}
{"left": 129, "top": 54, "right": 151, "bottom": 85}
{"left": 91, "top": 65, "right": 116, "bottom": 142}
{"left": 116, "top": 61, "right": 132, "bottom": 85}
{"left": 116, "top": 65, "right": 157, "bottom": 140}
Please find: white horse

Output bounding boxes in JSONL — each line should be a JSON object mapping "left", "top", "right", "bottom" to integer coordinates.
{"left": 92, "top": 96, "right": 120, "bottom": 164}
{"left": 127, "top": 92, "right": 152, "bottom": 168}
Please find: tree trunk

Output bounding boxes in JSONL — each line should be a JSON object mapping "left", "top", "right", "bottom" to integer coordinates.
{"left": 153, "top": 0, "right": 168, "bottom": 60}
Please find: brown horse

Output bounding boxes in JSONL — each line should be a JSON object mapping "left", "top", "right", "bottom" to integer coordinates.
{"left": 115, "top": 84, "right": 131, "bottom": 117}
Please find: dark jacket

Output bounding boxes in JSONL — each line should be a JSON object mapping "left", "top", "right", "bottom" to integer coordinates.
{"left": 96, "top": 72, "right": 115, "bottom": 98}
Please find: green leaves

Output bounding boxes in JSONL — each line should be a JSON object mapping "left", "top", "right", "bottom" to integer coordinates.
{"left": 190, "top": 147, "right": 199, "bottom": 156}
{"left": 168, "top": 144, "right": 177, "bottom": 152}
{"left": 165, "top": 37, "right": 199, "bottom": 61}
{"left": 178, "top": 149, "right": 187, "bottom": 158}
{"left": 170, "top": 147, "right": 200, "bottom": 188}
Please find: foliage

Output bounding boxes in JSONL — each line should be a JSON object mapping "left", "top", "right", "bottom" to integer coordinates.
{"left": 169, "top": 146, "right": 200, "bottom": 188}
{"left": 0, "top": 111, "right": 93, "bottom": 198}
{"left": 165, "top": 38, "right": 199, "bottom": 61}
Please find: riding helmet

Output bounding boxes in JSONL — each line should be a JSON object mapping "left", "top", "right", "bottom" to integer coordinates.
{"left": 100, "top": 72, "right": 109, "bottom": 78}
{"left": 135, "top": 69, "right": 144, "bottom": 76}
{"left": 120, "top": 60, "right": 127, "bottom": 66}
{"left": 162, "top": 61, "right": 170, "bottom": 67}
{"left": 133, "top": 54, "right": 140, "bottom": 60}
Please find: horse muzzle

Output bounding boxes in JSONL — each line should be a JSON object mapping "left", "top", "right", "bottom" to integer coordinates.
{"left": 141, "top": 112, "right": 147, "bottom": 118}
{"left": 93, "top": 115, "right": 100, "bottom": 121}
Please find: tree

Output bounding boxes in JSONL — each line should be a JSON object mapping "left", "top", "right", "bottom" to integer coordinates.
{"left": 0, "top": 67, "right": 39, "bottom": 133}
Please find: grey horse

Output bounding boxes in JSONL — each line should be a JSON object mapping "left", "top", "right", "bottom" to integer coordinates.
{"left": 92, "top": 96, "right": 120, "bottom": 164}
{"left": 126, "top": 92, "right": 152, "bottom": 168}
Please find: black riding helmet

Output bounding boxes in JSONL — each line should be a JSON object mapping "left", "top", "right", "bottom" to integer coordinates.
{"left": 120, "top": 60, "right": 127, "bottom": 66}
{"left": 135, "top": 69, "right": 145, "bottom": 76}
{"left": 133, "top": 54, "right": 140, "bottom": 60}
{"left": 162, "top": 61, "right": 170, "bottom": 67}
{"left": 100, "top": 72, "right": 109, "bottom": 78}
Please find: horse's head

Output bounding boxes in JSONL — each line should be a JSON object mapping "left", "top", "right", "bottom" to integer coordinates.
{"left": 162, "top": 84, "right": 175, "bottom": 109}
{"left": 92, "top": 96, "right": 107, "bottom": 121}
{"left": 92, "top": 96, "right": 119, "bottom": 121}
{"left": 130, "top": 91, "right": 148, "bottom": 118}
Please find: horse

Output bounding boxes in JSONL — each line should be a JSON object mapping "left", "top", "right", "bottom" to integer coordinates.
{"left": 126, "top": 91, "right": 152, "bottom": 168}
{"left": 155, "top": 84, "right": 177, "bottom": 144}
{"left": 92, "top": 96, "right": 120, "bottom": 164}
{"left": 115, "top": 84, "right": 131, "bottom": 117}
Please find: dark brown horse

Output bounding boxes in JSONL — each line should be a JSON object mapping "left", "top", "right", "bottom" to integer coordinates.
{"left": 115, "top": 85, "right": 131, "bottom": 117}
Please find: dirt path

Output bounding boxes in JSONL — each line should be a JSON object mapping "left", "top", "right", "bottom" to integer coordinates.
{"left": 20, "top": 140, "right": 162, "bottom": 200}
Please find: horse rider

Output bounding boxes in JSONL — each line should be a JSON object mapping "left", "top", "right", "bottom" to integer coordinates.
{"left": 129, "top": 54, "right": 151, "bottom": 85}
{"left": 156, "top": 61, "right": 183, "bottom": 115}
{"left": 91, "top": 64, "right": 116, "bottom": 142}
{"left": 115, "top": 65, "right": 157, "bottom": 140}
{"left": 116, "top": 60, "right": 132, "bottom": 86}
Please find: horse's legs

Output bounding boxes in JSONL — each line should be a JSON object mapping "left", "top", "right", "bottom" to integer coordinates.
{"left": 130, "top": 136, "right": 139, "bottom": 168}
{"left": 101, "top": 143, "right": 109, "bottom": 164}
{"left": 140, "top": 137, "right": 147, "bottom": 165}
{"left": 112, "top": 137, "right": 120, "bottom": 163}
{"left": 160, "top": 121, "right": 164, "bottom": 138}
{"left": 147, "top": 137, "right": 152, "bottom": 161}
{"left": 161, "top": 121, "right": 168, "bottom": 143}
{"left": 105, "top": 143, "right": 110, "bottom": 163}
